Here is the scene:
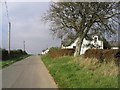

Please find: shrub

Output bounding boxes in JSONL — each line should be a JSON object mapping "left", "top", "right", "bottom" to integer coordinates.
{"left": 114, "top": 49, "right": 120, "bottom": 66}
{"left": 2, "top": 49, "right": 28, "bottom": 60}
{"left": 84, "top": 49, "right": 118, "bottom": 63}
{"left": 48, "top": 48, "right": 75, "bottom": 58}
{"left": 2, "top": 49, "right": 9, "bottom": 60}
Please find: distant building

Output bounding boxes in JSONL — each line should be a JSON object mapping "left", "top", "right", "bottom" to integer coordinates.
{"left": 41, "top": 48, "right": 49, "bottom": 55}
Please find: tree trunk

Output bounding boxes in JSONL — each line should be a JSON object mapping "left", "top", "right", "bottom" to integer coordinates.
{"left": 74, "top": 37, "right": 83, "bottom": 57}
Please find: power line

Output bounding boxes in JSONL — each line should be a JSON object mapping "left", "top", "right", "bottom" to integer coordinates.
{"left": 5, "top": 0, "right": 10, "bottom": 22}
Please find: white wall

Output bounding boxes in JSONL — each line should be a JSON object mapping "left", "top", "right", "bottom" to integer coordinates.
{"left": 62, "top": 35, "right": 104, "bottom": 55}
{"left": 111, "top": 47, "right": 119, "bottom": 49}
{"left": 41, "top": 49, "right": 49, "bottom": 55}
{"left": 80, "top": 36, "right": 103, "bottom": 55}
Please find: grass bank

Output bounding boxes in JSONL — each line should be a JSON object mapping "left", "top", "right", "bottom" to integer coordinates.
{"left": 41, "top": 54, "right": 118, "bottom": 88}
{"left": 0, "top": 54, "right": 30, "bottom": 68}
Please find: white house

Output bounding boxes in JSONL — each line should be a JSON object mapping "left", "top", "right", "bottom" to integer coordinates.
{"left": 41, "top": 48, "right": 49, "bottom": 55}
{"left": 62, "top": 34, "right": 103, "bottom": 55}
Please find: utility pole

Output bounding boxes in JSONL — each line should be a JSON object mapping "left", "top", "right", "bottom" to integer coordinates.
{"left": 8, "top": 22, "right": 11, "bottom": 55}
{"left": 23, "top": 40, "right": 25, "bottom": 52}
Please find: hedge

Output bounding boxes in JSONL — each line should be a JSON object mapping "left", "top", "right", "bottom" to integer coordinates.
{"left": 2, "top": 49, "right": 27, "bottom": 60}
{"left": 48, "top": 48, "right": 75, "bottom": 58}
{"left": 84, "top": 49, "right": 119, "bottom": 63}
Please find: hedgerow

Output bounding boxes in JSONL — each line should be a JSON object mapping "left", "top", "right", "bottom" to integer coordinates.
{"left": 84, "top": 49, "right": 119, "bottom": 63}
{"left": 2, "top": 49, "right": 27, "bottom": 60}
{"left": 48, "top": 47, "right": 75, "bottom": 58}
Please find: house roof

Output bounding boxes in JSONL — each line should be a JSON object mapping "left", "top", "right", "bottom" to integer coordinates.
{"left": 87, "top": 32, "right": 103, "bottom": 41}
{"left": 85, "top": 35, "right": 92, "bottom": 40}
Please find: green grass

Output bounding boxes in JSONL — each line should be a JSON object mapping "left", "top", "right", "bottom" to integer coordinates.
{"left": 41, "top": 54, "right": 118, "bottom": 88}
{"left": 0, "top": 54, "right": 30, "bottom": 68}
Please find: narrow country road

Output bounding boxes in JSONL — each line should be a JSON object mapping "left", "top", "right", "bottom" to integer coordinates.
{"left": 2, "top": 55, "right": 57, "bottom": 88}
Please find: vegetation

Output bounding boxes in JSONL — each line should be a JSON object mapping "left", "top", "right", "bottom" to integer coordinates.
{"left": 2, "top": 49, "right": 27, "bottom": 60}
{"left": 41, "top": 54, "right": 118, "bottom": 88}
{"left": 0, "top": 54, "right": 30, "bottom": 68}
{"left": 43, "top": 2, "right": 120, "bottom": 57}
{"left": 0, "top": 49, "right": 30, "bottom": 68}
{"left": 84, "top": 49, "right": 118, "bottom": 62}
{"left": 48, "top": 47, "right": 75, "bottom": 58}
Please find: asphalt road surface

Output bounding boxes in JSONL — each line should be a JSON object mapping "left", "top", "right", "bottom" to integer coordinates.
{"left": 2, "top": 55, "right": 57, "bottom": 88}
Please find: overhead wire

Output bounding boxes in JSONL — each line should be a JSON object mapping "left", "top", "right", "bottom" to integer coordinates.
{"left": 5, "top": 0, "right": 10, "bottom": 23}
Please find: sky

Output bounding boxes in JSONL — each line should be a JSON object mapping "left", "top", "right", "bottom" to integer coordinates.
{"left": 1, "top": 1, "right": 120, "bottom": 54}
{"left": 1, "top": 1, "right": 61, "bottom": 54}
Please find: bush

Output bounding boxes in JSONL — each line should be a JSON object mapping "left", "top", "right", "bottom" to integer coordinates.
{"left": 84, "top": 49, "right": 118, "bottom": 63}
{"left": 2, "top": 49, "right": 28, "bottom": 60}
{"left": 48, "top": 48, "right": 75, "bottom": 58}
{"left": 114, "top": 49, "right": 120, "bottom": 66}
{"left": 2, "top": 49, "right": 9, "bottom": 60}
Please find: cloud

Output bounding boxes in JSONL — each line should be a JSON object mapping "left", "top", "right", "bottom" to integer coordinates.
{"left": 11, "top": 16, "right": 51, "bottom": 39}
{"left": 2, "top": 2, "right": 60, "bottom": 54}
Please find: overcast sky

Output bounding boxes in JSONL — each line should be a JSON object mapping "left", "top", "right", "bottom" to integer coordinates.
{"left": 1, "top": 2, "right": 61, "bottom": 54}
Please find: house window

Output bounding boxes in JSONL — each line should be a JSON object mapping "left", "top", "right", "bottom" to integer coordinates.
{"left": 94, "top": 37, "right": 97, "bottom": 42}
{"left": 73, "top": 46, "right": 76, "bottom": 49}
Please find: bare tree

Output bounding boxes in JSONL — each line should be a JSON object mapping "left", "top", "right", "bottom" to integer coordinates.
{"left": 44, "top": 2, "right": 120, "bottom": 57}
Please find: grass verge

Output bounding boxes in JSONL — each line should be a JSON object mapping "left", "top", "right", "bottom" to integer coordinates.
{"left": 0, "top": 54, "right": 30, "bottom": 68}
{"left": 41, "top": 54, "right": 118, "bottom": 88}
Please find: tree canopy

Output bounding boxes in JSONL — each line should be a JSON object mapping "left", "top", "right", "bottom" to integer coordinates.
{"left": 44, "top": 2, "right": 120, "bottom": 56}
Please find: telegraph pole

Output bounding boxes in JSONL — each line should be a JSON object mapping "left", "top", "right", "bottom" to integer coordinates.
{"left": 8, "top": 22, "right": 11, "bottom": 55}
{"left": 5, "top": 0, "right": 11, "bottom": 55}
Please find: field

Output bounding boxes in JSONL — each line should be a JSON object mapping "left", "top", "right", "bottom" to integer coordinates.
{"left": 41, "top": 54, "right": 118, "bottom": 88}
